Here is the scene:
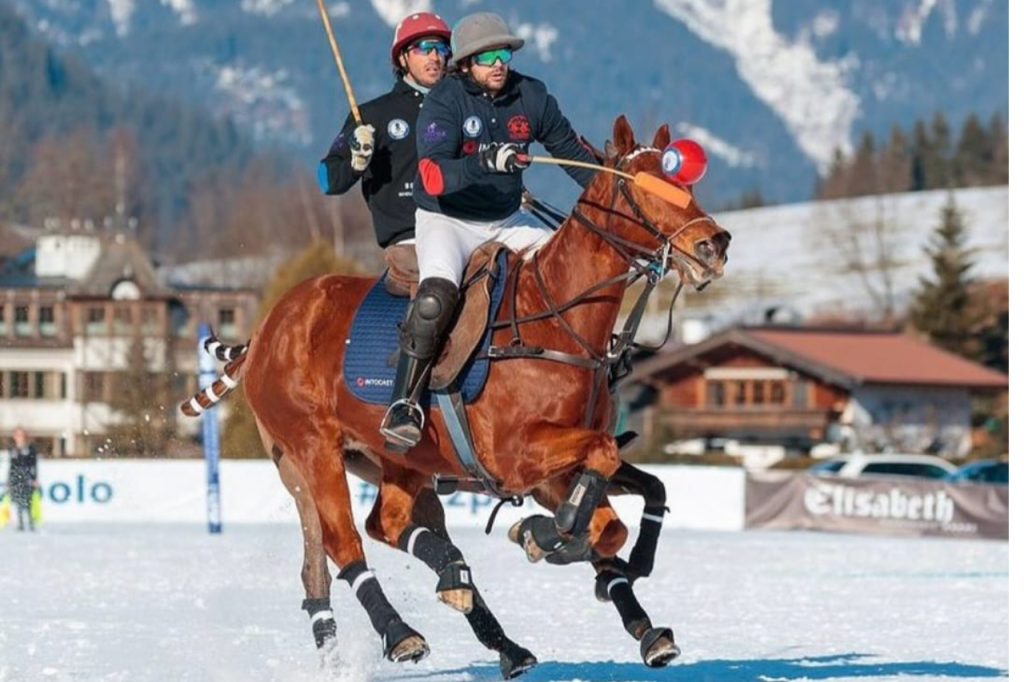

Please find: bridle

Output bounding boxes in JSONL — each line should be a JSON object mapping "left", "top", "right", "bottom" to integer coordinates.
{"left": 487, "top": 145, "right": 723, "bottom": 427}
{"left": 573, "top": 146, "right": 719, "bottom": 290}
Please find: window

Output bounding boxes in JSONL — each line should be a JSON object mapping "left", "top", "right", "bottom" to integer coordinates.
{"left": 84, "top": 372, "right": 105, "bottom": 402}
{"left": 39, "top": 306, "right": 57, "bottom": 336}
{"left": 0, "top": 304, "right": 7, "bottom": 335}
{"left": 706, "top": 380, "right": 726, "bottom": 408}
{"left": 86, "top": 307, "right": 107, "bottom": 335}
{"left": 9, "top": 371, "right": 29, "bottom": 398}
{"left": 113, "top": 306, "right": 133, "bottom": 334}
{"left": 141, "top": 307, "right": 160, "bottom": 335}
{"left": 34, "top": 371, "right": 45, "bottom": 398}
{"left": 218, "top": 307, "right": 238, "bottom": 339}
{"left": 752, "top": 381, "right": 765, "bottom": 405}
{"left": 860, "top": 462, "right": 950, "bottom": 479}
{"left": 14, "top": 306, "right": 30, "bottom": 336}
{"left": 735, "top": 381, "right": 748, "bottom": 406}
{"left": 769, "top": 381, "right": 787, "bottom": 405}
{"left": 60, "top": 373, "right": 67, "bottom": 399}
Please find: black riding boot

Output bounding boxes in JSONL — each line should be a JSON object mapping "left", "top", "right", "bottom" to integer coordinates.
{"left": 380, "top": 351, "right": 434, "bottom": 448}
{"left": 380, "top": 278, "right": 459, "bottom": 449}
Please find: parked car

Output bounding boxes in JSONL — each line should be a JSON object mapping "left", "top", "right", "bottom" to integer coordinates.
{"left": 809, "top": 453, "right": 957, "bottom": 480}
{"left": 944, "top": 459, "right": 1009, "bottom": 485}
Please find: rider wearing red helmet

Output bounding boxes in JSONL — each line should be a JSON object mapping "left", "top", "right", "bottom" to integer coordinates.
{"left": 319, "top": 12, "right": 452, "bottom": 251}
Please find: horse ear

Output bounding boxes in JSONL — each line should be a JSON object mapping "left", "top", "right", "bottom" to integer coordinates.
{"left": 603, "top": 140, "right": 618, "bottom": 165}
{"left": 612, "top": 115, "right": 636, "bottom": 156}
{"left": 653, "top": 124, "right": 671, "bottom": 151}
{"left": 580, "top": 135, "right": 606, "bottom": 165}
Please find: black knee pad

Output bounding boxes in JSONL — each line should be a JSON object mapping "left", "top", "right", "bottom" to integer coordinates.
{"left": 400, "top": 278, "right": 459, "bottom": 358}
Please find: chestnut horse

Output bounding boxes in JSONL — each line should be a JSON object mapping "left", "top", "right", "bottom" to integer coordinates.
{"left": 181, "top": 116, "right": 730, "bottom": 673}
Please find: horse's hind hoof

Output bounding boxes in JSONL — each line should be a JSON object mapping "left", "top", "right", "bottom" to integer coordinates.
{"left": 640, "top": 627, "right": 680, "bottom": 668}
{"left": 383, "top": 620, "right": 430, "bottom": 663}
{"left": 500, "top": 643, "right": 538, "bottom": 679}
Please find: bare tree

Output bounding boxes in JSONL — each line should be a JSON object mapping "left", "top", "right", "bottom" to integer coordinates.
{"left": 813, "top": 195, "right": 907, "bottom": 322}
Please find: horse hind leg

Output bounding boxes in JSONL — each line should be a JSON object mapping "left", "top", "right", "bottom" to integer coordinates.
{"left": 594, "top": 558, "right": 680, "bottom": 667}
{"left": 371, "top": 472, "right": 537, "bottom": 680}
{"left": 286, "top": 421, "right": 428, "bottom": 664}
{"left": 275, "top": 451, "right": 337, "bottom": 653}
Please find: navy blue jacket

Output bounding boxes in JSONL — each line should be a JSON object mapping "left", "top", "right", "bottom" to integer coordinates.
{"left": 318, "top": 79, "right": 427, "bottom": 248}
{"left": 414, "top": 71, "right": 596, "bottom": 221}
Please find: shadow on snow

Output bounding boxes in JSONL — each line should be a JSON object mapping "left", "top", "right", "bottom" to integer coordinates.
{"left": 396, "top": 653, "right": 1007, "bottom": 681}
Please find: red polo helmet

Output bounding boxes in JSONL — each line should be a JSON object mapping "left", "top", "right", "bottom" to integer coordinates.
{"left": 391, "top": 13, "right": 452, "bottom": 64}
{"left": 660, "top": 139, "right": 708, "bottom": 185}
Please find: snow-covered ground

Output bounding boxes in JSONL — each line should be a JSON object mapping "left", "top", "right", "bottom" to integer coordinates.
{"left": 0, "top": 524, "right": 1008, "bottom": 682}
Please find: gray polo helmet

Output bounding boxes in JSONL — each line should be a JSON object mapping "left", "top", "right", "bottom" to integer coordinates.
{"left": 451, "top": 12, "right": 525, "bottom": 63}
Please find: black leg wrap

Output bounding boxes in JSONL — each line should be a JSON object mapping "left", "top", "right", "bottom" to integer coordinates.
{"left": 301, "top": 597, "right": 337, "bottom": 649}
{"left": 596, "top": 569, "right": 651, "bottom": 640}
{"left": 339, "top": 561, "right": 401, "bottom": 637}
{"left": 399, "top": 525, "right": 464, "bottom": 573}
{"left": 464, "top": 591, "right": 508, "bottom": 651}
{"left": 627, "top": 506, "right": 667, "bottom": 578}
{"left": 554, "top": 469, "right": 609, "bottom": 538}
{"left": 500, "top": 642, "right": 539, "bottom": 680}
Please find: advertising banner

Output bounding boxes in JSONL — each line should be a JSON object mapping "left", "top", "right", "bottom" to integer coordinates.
{"left": 746, "top": 471, "right": 1008, "bottom": 540}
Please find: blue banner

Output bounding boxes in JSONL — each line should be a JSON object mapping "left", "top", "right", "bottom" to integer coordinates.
{"left": 198, "top": 322, "right": 223, "bottom": 534}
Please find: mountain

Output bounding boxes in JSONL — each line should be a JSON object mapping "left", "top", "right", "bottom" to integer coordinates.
{"left": 5, "top": 0, "right": 1008, "bottom": 209}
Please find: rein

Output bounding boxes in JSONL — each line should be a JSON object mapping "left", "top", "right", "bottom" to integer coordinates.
{"left": 489, "top": 148, "right": 714, "bottom": 425}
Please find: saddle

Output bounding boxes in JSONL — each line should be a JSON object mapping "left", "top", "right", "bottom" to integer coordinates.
{"left": 384, "top": 242, "right": 512, "bottom": 391}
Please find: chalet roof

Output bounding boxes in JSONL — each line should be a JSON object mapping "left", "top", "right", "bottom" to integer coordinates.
{"left": 629, "top": 326, "right": 1008, "bottom": 390}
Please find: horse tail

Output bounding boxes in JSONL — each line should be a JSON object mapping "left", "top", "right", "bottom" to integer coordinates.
{"left": 178, "top": 337, "right": 250, "bottom": 418}
{"left": 203, "top": 335, "right": 249, "bottom": 362}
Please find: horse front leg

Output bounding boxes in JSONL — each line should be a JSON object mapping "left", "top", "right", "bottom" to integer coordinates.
{"left": 508, "top": 428, "right": 622, "bottom": 564}
{"left": 609, "top": 461, "right": 668, "bottom": 580}
{"left": 373, "top": 466, "right": 537, "bottom": 680}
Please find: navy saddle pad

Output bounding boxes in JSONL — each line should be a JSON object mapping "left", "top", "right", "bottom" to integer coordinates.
{"left": 343, "top": 251, "right": 509, "bottom": 405}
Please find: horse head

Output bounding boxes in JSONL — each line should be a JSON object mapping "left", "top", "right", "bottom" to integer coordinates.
{"left": 583, "top": 115, "right": 731, "bottom": 289}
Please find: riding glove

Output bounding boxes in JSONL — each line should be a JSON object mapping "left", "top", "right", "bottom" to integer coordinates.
{"left": 349, "top": 124, "right": 376, "bottom": 172}
{"left": 479, "top": 143, "right": 531, "bottom": 174}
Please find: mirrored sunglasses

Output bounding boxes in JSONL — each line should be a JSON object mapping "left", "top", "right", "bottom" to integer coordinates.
{"left": 473, "top": 48, "right": 513, "bottom": 66}
{"left": 408, "top": 39, "right": 451, "bottom": 57}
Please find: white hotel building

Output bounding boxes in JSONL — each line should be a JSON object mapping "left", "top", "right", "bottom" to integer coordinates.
{"left": 0, "top": 224, "right": 258, "bottom": 457}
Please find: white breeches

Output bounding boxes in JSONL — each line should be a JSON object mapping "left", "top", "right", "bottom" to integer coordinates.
{"left": 415, "top": 208, "right": 554, "bottom": 285}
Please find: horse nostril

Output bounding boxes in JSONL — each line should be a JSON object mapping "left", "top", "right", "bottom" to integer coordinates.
{"left": 696, "top": 240, "right": 715, "bottom": 262}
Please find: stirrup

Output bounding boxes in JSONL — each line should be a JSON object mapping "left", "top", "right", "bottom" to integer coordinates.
{"left": 380, "top": 399, "right": 426, "bottom": 447}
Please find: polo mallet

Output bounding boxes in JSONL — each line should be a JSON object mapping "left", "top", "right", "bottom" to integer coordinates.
{"left": 524, "top": 156, "right": 693, "bottom": 209}
{"left": 315, "top": 0, "right": 362, "bottom": 124}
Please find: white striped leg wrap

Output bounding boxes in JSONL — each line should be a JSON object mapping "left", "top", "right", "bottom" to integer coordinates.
{"left": 188, "top": 397, "right": 203, "bottom": 414}
{"left": 310, "top": 609, "right": 334, "bottom": 623}
{"left": 221, "top": 373, "right": 238, "bottom": 389}
{"left": 203, "top": 385, "right": 222, "bottom": 404}
{"left": 605, "top": 576, "right": 629, "bottom": 593}
{"left": 350, "top": 568, "right": 377, "bottom": 594}
{"left": 642, "top": 512, "right": 664, "bottom": 524}
{"left": 404, "top": 527, "right": 428, "bottom": 555}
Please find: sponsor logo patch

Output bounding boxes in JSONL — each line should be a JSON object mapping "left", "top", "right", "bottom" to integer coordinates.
{"left": 463, "top": 140, "right": 479, "bottom": 155}
{"left": 463, "top": 115, "right": 483, "bottom": 137}
{"left": 422, "top": 121, "right": 447, "bottom": 142}
{"left": 507, "top": 114, "right": 531, "bottom": 140}
{"left": 387, "top": 118, "right": 410, "bottom": 140}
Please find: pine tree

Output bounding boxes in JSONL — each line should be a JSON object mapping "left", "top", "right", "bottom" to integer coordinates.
{"left": 909, "top": 120, "right": 931, "bottom": 191}
{"left": 909, "top": 193, "right": 982, "bottom": 360}
{"left": 987, "top": 113, "right": 1009, "bottom": 185}
{"left": 219, "top": 240, "right": 365, "bottom": 458}
{"left": 877, "top": 124, "right": 912, "bottom": 193}
{"left": 928, "top": 112, "right": 953, "bottom": 188}
{"left": 848, "top": 130, "right": 879, "bottom": 196}
{"left": 953, "top": 113, "right": 988, "bottom": 186}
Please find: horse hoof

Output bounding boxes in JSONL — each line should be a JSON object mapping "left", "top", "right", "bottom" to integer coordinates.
{"left": 500, "top": 643, "right": 538, "bottom": 679}
{"left": 509, "top": 518, "right": 552, "bottom": 563}
{"left": 437, "top": 587, "right": 474, "bottom": 613}
{"left": 640, "top": 627, "right": 679, "bottom": 668}
{"left": 383, "top": 620, "right": 430, "bottom": 663}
